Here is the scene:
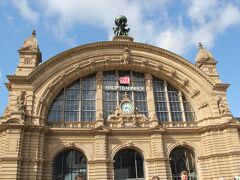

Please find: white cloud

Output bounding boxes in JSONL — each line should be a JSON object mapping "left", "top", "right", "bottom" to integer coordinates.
{"left": 11, "top": 0, "right": 240, "bottom": 55}
{"left": 11, "top": 0, "right": 38, "bottom": 23}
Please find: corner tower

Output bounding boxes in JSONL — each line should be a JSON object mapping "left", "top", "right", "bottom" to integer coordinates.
{"left": 16, "top": 30, "right": 42, "bottom": 76}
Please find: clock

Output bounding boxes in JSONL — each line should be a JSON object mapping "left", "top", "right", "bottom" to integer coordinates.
{"left": 121, "top": 101, "right": 134, "bottom": 114}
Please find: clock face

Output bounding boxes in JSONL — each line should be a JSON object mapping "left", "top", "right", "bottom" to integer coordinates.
{"left": 121, "top": 101, "right": 134, "bottom": 114}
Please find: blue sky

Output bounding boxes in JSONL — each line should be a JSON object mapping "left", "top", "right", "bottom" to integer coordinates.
{"left": 0, "top": 0, "right": 240, "bottom": 117}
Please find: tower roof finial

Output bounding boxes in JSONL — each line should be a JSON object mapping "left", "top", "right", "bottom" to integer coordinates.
{"left": 32, "top": 30, "right": 36, "bottom": 37}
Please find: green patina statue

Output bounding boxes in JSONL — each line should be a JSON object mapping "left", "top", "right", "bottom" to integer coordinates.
{"left": 113, "top": 15, "right": 130, "bottom": 36}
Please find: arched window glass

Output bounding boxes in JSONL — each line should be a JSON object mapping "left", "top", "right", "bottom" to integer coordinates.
{"left": 48, "top": 74, "right": 96, "bottom": 122}
{"left": 170, "top": 147, "right": 197, "bottom": 180}
{"left": 168, "top": 85, "right": 182, "bottom": 122}
{"left": 103, "top": 70, "right": 148, "bottom": 119}
{"left": 114, "top": 149, "right": 144, "bottom": 180}
{"left": 153, "top": 77, "right": 195, "bottom": 122}
{"left": 182, "top": 96, "right": 195, "bottom": 121}
{"left": 53, "top": 149, "right": 87, "bottom": 180}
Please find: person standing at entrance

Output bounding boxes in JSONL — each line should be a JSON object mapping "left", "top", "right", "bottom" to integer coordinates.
{"left": 180, "top": 170, "right": 188, "bottom": 180}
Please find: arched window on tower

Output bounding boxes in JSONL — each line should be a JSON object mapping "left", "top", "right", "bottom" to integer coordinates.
{"left": 53, "top": 149, "right": 87, "bottom": 180}
{"left": 170, "top": 147, "right": 197, "bottom": 180}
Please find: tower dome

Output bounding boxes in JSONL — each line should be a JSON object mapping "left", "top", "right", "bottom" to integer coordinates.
{"left": 21, "top": 30, "right": 39, "bottom": 50}
{"left": 195, "top": 42, "right": 214, "bottom": 63}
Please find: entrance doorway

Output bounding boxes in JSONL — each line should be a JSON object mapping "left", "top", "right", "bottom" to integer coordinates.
{"left": 170, "top": 147, "right": 197, "bottom": 180}
{"left": 114, "top": 148, "right": 144, "bottom": 180}
{"left": 53, "top": 149, "right": 87, "bottom": 180}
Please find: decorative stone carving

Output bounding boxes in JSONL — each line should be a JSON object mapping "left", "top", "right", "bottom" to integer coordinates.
{"left": 182, "top": 78, "right": 189, "bottom": 88}
{"left": 104, "top": 56, "right": 111, "bottom": 66}
{"left": 16, "top": 91, "right": 26, "bottom": 113}
{"left": 141, "top": 58, "right": 149, "bottom": 67}
{"left": 156, "top": 62, "right": 163, "bottom": 70}
{"left": 191, "top": 89, "right": 200, "bottom": 98}
{"left": 24, "top": 57, "right": 31, "bottom": 65}
{"left": 107, "top": 93, "right": 149, "bottom": 128}
{"left": 170, "top": 70, "right": 177, "bottom": 79}
{"left": 107, "top": 106, "right": 148, "bottom": 128}
{"left": 217, "top": 96, "right": 230, "bottom": 115}
{"left": 89, "top": 58, "right": 95, "bottom": 70}
{"left": 120, "top": 47, "right": 131, "bottom": 64}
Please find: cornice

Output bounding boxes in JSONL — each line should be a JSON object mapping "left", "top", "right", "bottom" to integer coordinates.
{"left": 199, "top": 121, "right": 239, "bottom": 133}
{"left": 213, "top": 83, "right": 230, "bottom": 91}
{"left": 7, "top": 41, "right": 215, "bottom": 86}
{"left": 198, "top": 151, "right": 240, "bottom": 160}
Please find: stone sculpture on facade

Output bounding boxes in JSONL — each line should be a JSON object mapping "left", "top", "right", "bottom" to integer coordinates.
{"left": 113, "top": 15, "right": 130, "bottom": 36}
{"left": 16, "top": 91, "right": 26, "bottom": 113}
{"left": 217, "top": 96, "right": 230, "bottom": 115}
{"left": 120, "top": 47, "right": 131, "bottom": 64}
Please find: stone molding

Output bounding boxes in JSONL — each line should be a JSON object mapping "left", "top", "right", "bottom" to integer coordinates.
{"left": 7, "top": 41, "right": 215, "bottom": 86}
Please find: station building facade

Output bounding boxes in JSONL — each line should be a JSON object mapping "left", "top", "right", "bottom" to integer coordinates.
{"left": 0, "top": 32, "right": 240, "bottom": 180}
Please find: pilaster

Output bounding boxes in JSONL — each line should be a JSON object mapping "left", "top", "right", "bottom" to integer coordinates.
{"left": 0, "top": 126, "right": 24, "bottom": 180}
{"left": 147, "top": 130, "right": 168, "bottom": 179}
{"left": 145, "top": 73, "right": 155, "bottom": 119}
{"left": 89, "top": 132, "right": 108, "bottom": 179}
{"left": 96, "top": 71, "right": 103, "bottom": 120}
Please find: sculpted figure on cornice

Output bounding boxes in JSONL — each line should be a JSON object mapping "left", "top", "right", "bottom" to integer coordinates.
{"left": 217, "top": 96, "right": 230, "bottom": 115}
{"left": 120, "top": 47, "right": 131, "bottom": 64}
{"left": 107, "top": 106, "right": 148, "bottom": 128}
{"left": 16, "top": 91, "right": 26, "bottom": 113}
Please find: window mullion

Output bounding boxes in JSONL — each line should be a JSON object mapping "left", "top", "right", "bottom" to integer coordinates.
{"left": 62, "top": 88, "right": 66, "bottom": 122}
{"left": 79, "top": 78, "right": 82, "bottom": 121}
{"left": 179, "top": 90, "right": 186, "bottom": 122}
{"left": 164, "top": 80, "right": 172, "bottom": 122}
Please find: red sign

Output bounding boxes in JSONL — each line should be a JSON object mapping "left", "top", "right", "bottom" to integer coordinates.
{"left": 119, "top": 76, "right": 130, "bottom": 84}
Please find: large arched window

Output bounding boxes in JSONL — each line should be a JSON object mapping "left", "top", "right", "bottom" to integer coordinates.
{"left": 103, "top": 70, "right": 148, "bottom": 119}
{"left": 48, "top": 74, "right": 96, "bottom": 122}
{"left": 53, "top": 149, "right": 87, "bottom": 180}
{"left": 47, "top": 71, "right": 195, "bottom": 123}
{"left": 114, "top": 149, "right": 144, "bottom": 180}
{"left": 153, "top": 78, "right": 195, "bottom": 122}
{"left": 170, "top": 147, "right": 197, "bottom": 180}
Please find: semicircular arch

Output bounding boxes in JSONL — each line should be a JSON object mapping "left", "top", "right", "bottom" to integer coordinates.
{"left": 47, "top": 143, "right": 92, "bottom": 162}
{"left": 31, "top": 42, "right": 216, "bottom": 121}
